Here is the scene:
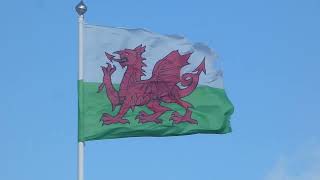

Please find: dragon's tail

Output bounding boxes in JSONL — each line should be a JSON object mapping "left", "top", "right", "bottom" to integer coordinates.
{"left": 179, "top": 58, "right": 206, "bottom": 98}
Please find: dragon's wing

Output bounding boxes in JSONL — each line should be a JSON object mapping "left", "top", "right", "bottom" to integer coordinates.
{"left": 150, "top": 50, "right": 191, "bottom": 84}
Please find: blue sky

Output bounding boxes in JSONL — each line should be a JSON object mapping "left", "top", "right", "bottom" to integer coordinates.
{"left": 1, "top": 0, "right": 320, "bottom": 180}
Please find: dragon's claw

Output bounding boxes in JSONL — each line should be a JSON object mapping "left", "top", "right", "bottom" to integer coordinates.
{"left": 136, "top": 111, "right": 162, "bottom": 124}
{"left": 100, "top": 113, "right": 129, "bottom": 125}
{"left": 170, "top": 111, "right": 198, "bottom": 124}
{"left": 101, "top": 63, "right": 116, "bottom": 77}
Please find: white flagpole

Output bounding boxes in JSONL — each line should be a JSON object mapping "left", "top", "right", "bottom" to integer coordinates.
{"left": 75, "top": 1, "right": 87, "bottom": 180}
{"left": 78, "top": 142, "right": 84, "bottom": 180}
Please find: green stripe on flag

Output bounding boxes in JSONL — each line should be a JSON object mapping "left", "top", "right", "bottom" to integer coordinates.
{"left": 78, "top": 80, "right": 234, "bottom": 141}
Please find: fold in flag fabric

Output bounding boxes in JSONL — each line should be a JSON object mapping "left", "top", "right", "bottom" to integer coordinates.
{"left": 78, "top": 24, "right": 234, "bottom": 141}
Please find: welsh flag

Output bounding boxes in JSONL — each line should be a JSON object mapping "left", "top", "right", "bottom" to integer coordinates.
{"left": 78, "top": 24, "right": 234, "bottom": 141}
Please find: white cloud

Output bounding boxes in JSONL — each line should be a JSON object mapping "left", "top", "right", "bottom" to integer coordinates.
{"left": 264, "top": 141, "right": 320, "bottom": 180}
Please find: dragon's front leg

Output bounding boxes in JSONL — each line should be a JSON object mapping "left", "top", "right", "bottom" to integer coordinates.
{"left": 99, "top": 64, "right": 120, "bottom": 110}
{"left": 101, "top": 102, "right": 130, "bottom": 125}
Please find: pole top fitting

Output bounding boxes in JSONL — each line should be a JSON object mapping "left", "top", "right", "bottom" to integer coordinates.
{"left": 75, "top": 1, "right": 87, "bottom": 16}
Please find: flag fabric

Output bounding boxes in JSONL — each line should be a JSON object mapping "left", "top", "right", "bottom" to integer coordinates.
{"left": 78, "top": 24, "right": 234, "bottom": 141}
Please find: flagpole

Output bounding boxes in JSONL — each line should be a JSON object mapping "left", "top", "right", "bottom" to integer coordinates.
{"left": 75, "top": 1, "right": 87, "bottom": 180}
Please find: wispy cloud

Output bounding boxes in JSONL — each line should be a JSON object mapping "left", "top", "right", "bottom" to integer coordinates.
{"left": 264, "top": 141, "right": 320, "bottom": 180}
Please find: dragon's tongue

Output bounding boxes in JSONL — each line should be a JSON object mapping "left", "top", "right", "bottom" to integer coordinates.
{"left": 105, "top": 52, "right": 115, "bottom": 62}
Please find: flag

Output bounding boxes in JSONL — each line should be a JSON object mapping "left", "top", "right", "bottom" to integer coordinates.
{"left": 78, "top": 24, "right": 234, "bottom": 141}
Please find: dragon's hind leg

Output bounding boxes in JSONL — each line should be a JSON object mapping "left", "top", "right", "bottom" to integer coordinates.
{"left": 170, "top": 99, "right": 198, "bottom": 124}
{"left": 136, "top": 101, "right": 170, "bottom": 124}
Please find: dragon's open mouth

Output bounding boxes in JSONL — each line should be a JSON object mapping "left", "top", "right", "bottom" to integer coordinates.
{"left": 112, "top": 57, "right": 128, "bottom": 63}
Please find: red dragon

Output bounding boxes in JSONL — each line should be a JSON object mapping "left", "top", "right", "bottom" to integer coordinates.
{"left": 98, "top": 44, "right": 206, "bottom": 125}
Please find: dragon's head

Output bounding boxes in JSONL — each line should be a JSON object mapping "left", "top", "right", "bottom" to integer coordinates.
{"left": 105, "top": 44, "right": 146, "bottom": 68}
